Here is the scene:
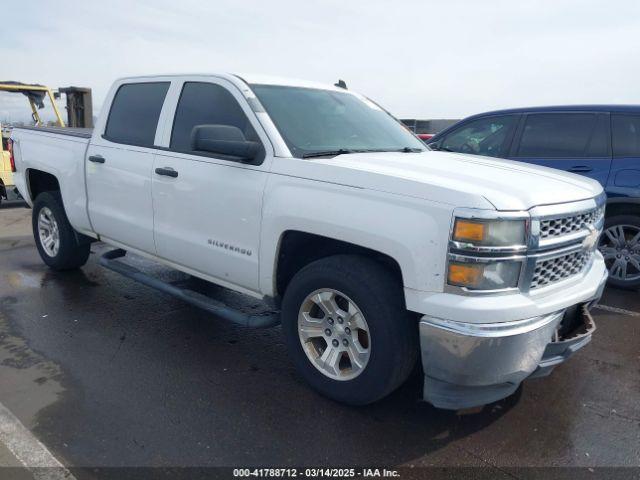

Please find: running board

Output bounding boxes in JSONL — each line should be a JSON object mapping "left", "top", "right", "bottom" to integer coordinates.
{"left": 99, "top": 249, "right": 280, "bottom": 328}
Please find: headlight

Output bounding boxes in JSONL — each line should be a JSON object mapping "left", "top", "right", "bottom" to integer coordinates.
{"left": 453, "top": 218, "right": 526, "bottom": 247}
{"left": 448, "top": 260, "right": 522, "bottom": 290}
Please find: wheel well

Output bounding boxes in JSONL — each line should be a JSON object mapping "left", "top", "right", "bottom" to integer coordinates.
{"left": 275, "top": 231, "right": 403, "bottom": 297}
{"left": 27, "top": 169, "right": 60, "bottom": 200}
{"left": 606, "top": 201, "right": 640, "bottom": 219}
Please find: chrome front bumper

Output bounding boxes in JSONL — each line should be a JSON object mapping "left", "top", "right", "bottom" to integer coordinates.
{"left": 419, "top": 269, "right": 607, "bottom": 410}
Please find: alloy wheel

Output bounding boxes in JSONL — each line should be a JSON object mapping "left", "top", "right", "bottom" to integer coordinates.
{"left": 297, "top": 288, "right": 371, "bottom": 381}
{"left": 598, "top": 224, "right": 640, "bottom": 282}
{"left": 38, "top": 207, "right": 60, "bottom": 257}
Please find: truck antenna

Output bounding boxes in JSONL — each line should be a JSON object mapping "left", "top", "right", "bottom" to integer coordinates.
{"left": 334, "top": 79, "right": 347, "bottom": 89}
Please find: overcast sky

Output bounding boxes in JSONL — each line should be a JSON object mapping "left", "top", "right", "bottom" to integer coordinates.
{"left": 2, "top": 0, "right": 640, "bottom": 123}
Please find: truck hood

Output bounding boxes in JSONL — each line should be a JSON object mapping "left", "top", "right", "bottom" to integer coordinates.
{"left": 275, "top": 151, "right": 603, "bottom": 211}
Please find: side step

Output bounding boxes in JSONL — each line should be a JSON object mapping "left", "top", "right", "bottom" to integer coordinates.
{"left": 99, "top": 249, "right": 280, "bottom": 328}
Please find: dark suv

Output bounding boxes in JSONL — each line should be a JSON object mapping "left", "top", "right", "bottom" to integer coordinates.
{"left": 428, "top": 106, "right": 640, "bottom": 289}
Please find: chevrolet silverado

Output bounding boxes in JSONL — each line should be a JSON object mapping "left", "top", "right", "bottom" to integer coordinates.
{"left": 10, "top": 74, "right": 607, "bottom": 409}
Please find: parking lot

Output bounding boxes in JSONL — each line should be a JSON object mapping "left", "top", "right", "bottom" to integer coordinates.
{"left": 0, "top": 201, "right": 638, "bottom": 478}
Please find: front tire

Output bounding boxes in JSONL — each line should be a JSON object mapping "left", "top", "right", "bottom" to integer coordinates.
{"left": 32, "top": 191, "right": 90, "bottom": 270}
{"left": 281, "top": 255, "right": 418, "bottom": 405}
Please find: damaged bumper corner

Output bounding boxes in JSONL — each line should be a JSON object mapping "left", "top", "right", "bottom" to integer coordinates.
{"left": 419, "top": 272, "right": 606, "bottom": 410}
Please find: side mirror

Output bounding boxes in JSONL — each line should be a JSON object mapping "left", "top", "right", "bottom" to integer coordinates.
{"left": 427, "top": 142, "right": 439, "bottom": 151}
{"left": 191, "top": 125, "right": 261, "bottom": 162}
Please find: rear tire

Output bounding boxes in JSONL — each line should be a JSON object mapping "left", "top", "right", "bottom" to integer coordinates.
{"left": 599, "top": 215, "right": 640, "bottom": 290}
{"left": 32, "top": 191, "right": 90, "bottom": 270}
{"left": 281, "top": 255, "right": 418, "bottom": 405}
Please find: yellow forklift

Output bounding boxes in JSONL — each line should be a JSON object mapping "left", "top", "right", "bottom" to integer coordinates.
{"left": 0, "top": 82, "right": 65, "bottom": 204}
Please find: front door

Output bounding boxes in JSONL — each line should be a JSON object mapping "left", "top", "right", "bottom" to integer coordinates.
{"left": 86, "top": 81, "right": 170, "bottom": 254}
{"left": 151, "top": 79, "right": 271, "bottom": 293}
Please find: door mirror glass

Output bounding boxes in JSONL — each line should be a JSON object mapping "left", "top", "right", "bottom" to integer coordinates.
{"left": 191, "top": 125, "right": 261, "bottom": 162}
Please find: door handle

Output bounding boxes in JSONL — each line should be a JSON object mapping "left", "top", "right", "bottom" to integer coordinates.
{"left": 155, "top": 167, "right": 178, "bottom": 178}
{"left": 568, "top": 165, "right": 593, "bottom": 173}
{"left": 88, "top": 155, "right": 105, "bottom": 164}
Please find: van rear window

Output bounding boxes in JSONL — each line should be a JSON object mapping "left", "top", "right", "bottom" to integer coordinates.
{"left": 612, "top": 114, "right": 640, "bottom": 157}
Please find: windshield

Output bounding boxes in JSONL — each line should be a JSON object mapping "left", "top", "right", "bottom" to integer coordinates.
{"left": 250, "top": 84, "right": 425, "bottom": 158}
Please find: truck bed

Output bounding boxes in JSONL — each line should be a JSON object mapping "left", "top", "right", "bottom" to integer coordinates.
{"left": 11, "top": 123, "right": 94, "bottom": 233}
{"left": 13, "top": 125, "right": 93, "bottom": 139}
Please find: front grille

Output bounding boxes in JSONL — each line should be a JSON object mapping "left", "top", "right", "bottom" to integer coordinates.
{"left": 539, "top": 207, "right": 603, "bottom": 240}
{"left": 531, "top": 250, "right": 592, "bottom": 289}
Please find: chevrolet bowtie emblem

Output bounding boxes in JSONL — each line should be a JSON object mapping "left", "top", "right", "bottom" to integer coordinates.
{"left": 582, "top": 226, "right": 600, "bottom": 250}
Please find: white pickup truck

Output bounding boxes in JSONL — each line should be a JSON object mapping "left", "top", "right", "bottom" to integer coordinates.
{"left": 11, "top": 74, "right": 607, "bottom": 409}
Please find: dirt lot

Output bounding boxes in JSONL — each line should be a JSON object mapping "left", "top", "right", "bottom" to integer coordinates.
{"left": 0, "top": 202, "right": 638, "bottom": 479}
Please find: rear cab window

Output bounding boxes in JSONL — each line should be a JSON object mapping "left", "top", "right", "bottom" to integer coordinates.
{"left": 104, "top": 82, "right": 170, "bottom": 147}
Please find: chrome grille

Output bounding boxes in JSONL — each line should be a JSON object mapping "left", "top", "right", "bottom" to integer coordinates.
{"left": 539, "top": 207, "right": 603, "bottom": 240}
{"left": 531, "top": 250, "right": 592, "bottom": 289}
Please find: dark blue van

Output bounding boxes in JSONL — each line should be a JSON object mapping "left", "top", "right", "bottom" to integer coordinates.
{"left": 427, "top": 106, "right": 640, "bottom": 289}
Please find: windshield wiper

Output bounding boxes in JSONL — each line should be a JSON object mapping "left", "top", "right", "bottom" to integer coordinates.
{"left": 302, "top": 149, "right": 356, "bottom": 158}
{"left": 396, "top": 147, "right": 424, "bottom": 153}
{"left": 302, "top": 147, "right": 424, "bottom": 158}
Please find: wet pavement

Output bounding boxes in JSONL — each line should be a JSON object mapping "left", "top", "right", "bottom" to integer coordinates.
{"left": 0, "top": 203, "right": 638, "bottom": 477}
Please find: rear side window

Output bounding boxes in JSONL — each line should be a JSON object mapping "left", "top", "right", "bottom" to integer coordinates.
{"left": 170, "top": 82, "right": 259, "bottom": 153}
{"left": 104, "top": 82, "right": 170, "bottom": 147}
{"left": 517, "top": 113, "right": 606, "bottom": 157}
{"left": 440, "top": 115, "right": 517, "bottom": 158}
{"left": 612, "top": 114, "right": 640, "bottom": 157}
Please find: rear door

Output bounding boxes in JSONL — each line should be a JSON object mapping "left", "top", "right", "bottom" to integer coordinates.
{"left": 86, "top": 80, "right": 170, "bottom": 254}
{"left": 509, "top": 112, "right": 612, "bottom": 186}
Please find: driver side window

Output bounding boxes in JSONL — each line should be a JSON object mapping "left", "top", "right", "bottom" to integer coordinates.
{"left": 440, "top": 115, "right": 518, "bottom": 158}
{"left": 170, "top": 82, "right": 261, "bottom": 156}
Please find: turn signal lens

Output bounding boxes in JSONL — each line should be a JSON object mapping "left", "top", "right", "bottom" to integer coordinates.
{"left": 448, "top": 261, "right": 522, "bottom": 290}
{"left": 453, "top": 220, "right": 486, "bottom": 243}
{"left": 448, "top": 263, "right": 483, "bottom": 288}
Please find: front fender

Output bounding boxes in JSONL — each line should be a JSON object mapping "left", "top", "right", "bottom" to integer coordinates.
{"left": 259, "top": 175, "right": 453, "bottom": 302}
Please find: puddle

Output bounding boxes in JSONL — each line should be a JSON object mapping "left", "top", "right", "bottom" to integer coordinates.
{"left": 0, "top": 310, "right": 65, "bottom": 428}
{"left": 5, "top": 271, "right": 43, "bottom": 290}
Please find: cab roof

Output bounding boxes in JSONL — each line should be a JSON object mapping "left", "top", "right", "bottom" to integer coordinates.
{"left": 116, "top": 73, "right": 346, "bottom": 92}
